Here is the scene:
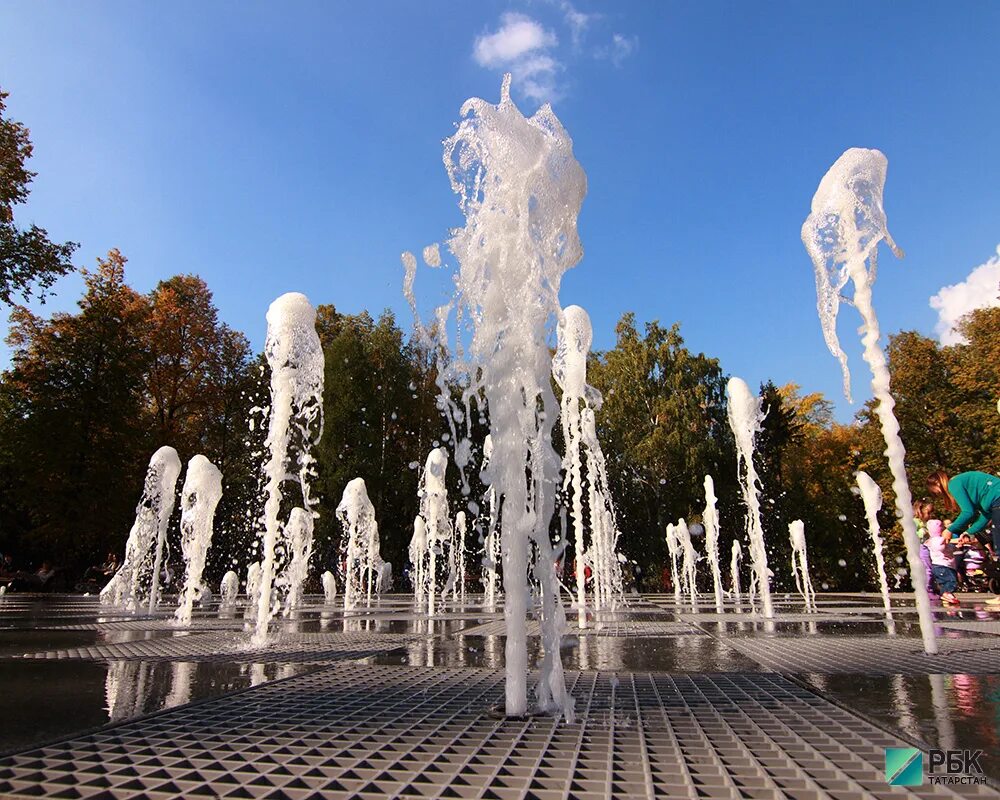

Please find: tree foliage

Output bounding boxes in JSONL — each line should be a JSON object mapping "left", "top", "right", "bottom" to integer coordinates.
{"left": 0, "top": 88, "right": 77, "bottom": 304}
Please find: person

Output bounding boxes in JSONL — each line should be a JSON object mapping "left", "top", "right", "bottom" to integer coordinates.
{"left": 913, "top": 501, "right": 937, "bottom": 600}
{"left": 927, "top": 470, "right": 1000, "bottom": 604}
{"left": 925, "top": 519, "right": 959, "bottom": 606}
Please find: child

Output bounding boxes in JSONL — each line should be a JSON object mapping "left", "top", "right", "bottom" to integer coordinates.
{"left": 926, "top": 519, "right": 959, "bottom": 605}
{"left": 913, "top": 501, "right": 938, "bottom": 600}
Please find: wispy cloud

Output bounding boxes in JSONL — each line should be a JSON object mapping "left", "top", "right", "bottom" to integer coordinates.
{"left": 929, "top": 244, "right": 1000, "bottom": 345}
{"left": 596, "top": 33, "right": 639, "bottom": 67}
{"left": 473, "top": 13, "right": 561, "bottom": 103}
{"left": 472, "top": 7, "right": 636, "bottom": 105}
{"left": 556, "top": 0, "right": 599, "bottom": 48}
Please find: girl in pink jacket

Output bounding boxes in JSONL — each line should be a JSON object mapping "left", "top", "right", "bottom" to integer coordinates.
{"left": 926, "top": 519, "right": 958, "bottom": 605}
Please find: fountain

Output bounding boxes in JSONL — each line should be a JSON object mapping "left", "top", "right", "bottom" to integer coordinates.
{"left": 479, "top": 436, "right": 501, "bottom": 610}
{"left": 730, "top": 539, "right": 743, "bottom": 607}
{"left": 665, "top": 523, "right": 682, "bottom": 604}
{"left": 322, "top": 570, "right": 337, "bottom": 605}
{"left": 174, "top": 455, "right": 223, "bottom": 625}
{"left": 336, "top": 478, "right": 382, "bottom": 611}
{"left": 220, "top": 570, "right": 239, "bottom": 605}
{"left": 253, "top": 292, "right": 324, "bottom": 647}
{"left": 406, "top": 75, "right": 582, "bottom": 719}
{"left": 409, "top": 515, "right": 428, "bottom": 608}
{"left": 788, "top": 520, "right": 816, "bottom": 612}
{"left": 101, "top": 446, "right": 182, "bottom": 612}
{"left": 580, "top": 407, "right": 624, "bottom": 613}
{"left": 703, "top": 475, "right": 724, "bottom": 613}
{"left": 676, "top": 519, "right": 699, "bottom": 610}
{"left": 452, "top": 511, "right": 467, "bottom": 602}
{"left": 856, "top": 471, "right": 894, "bottom": 618}
{"left": 801, "top": 147, "right": 936, "bottom": 654}
{"left": 726, "top": 377, "right": 773, "bottom": 618}
{"left": 416, "top": 448, "right": 452, "bottom": 614}
{"left": 283, "top": 508, "right": 314, "bottom": 615}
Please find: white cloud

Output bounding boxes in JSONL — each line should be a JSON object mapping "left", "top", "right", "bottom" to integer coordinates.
{"left": 474, "top": 13, "right": 557, "bottom": 68}
{"left": 473, "top": 13, "right": 562, "bottom": 104}
{"left": 929, "top": 244, "right": 1000, "bottom": 345}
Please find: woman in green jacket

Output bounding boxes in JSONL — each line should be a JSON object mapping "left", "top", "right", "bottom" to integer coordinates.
{"left": 927, "top": 470, "right": 1000, "bottom": 603}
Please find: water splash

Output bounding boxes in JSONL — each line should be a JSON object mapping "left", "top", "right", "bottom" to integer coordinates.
{"left": 322, "top": 570, "right": 338, "bottom": 605}
{"left": 729, "top": 539, "right": 743, "bottom": 607}
{"left": 788, "top": 520, "right": 816, "bottom": 612}
{"left": 219, "top": 571, "right": 239, "bottom": 605}
{"left": 337, "top": 478, "right": 382, "bottom": 610}
{"left": 409, "top": 515, "right": 428, "bottom": 609}
{"left": 452, "top": 511, "right": 468, "bottom": 603}
{"left": 174, "top": 455, "right": 223, "bottom": 625}
{"left": 283, "top": 508, "right": 314, "bottom": 615}
{"left": 726, "top": 377, "right": 773, "bottom": 618}
{"left": 702, "top": 475, "right": 724, "bottom": 613}
{"left": 665, "top": 523, "right": 681, "bottom": 604}
{"left": 856, "top": 470, "right": 894, "bottom": 620}
{"left": 676, "top": 519, "right": 699, "bottom": 611}
{"left": 417, "top": 447, "right": 452, "bottom": 614}
{"left": 580, "top": 407, "right": 624, "bottom": 614}
{"left": 253, "top": 293, "right": 324, "bottom": 647}
{"left": 101, "top": 446, "right": 182, "bottom": 612}
{"left": 408, "top": 75, "right": 583, "bottom": 719}
{"left": 479, "top": 435, "right": 501, "bottom": 610}
{"left": 802, "top": 148, "right": 935, "bottom": 654}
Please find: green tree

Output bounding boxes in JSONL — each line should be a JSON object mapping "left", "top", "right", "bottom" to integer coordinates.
{"left": 0, "top": 88, "right": 77, "bottom": 304}
{"left": 588, "top": 313, "right": 732, "bottom": 565}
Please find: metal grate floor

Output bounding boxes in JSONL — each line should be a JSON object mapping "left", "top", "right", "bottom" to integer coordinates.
{"left": 0, "top": 664, "right": 987, "bottom": 800}
{"left": 7, "top": 631, "right": 424, "bottom": 664}
{"left": 724, "top": 635, "right": 1000, "bottom": 674}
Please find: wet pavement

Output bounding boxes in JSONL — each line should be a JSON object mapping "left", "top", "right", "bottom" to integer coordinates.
{"left": 0, "top": 591, "right": 998, "bottom": 796}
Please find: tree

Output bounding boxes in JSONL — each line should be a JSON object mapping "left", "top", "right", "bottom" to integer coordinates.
{"left": 588, "top": 313, "right": 733, "bottom": 565}
{"left": 0, "top": 88, "right": 77, "bottom": 304}
{"left": 1, "top": 250, "right": 151, "bottom": 563}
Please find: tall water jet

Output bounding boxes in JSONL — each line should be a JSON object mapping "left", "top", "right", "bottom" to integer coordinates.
{"left": 220, "top": 571, "right": 239, "bottom": 605}
{"left": 409, "top": 515, "right": 428, "bottom": 608}
{"left": 703, "top": 475, "right": 724, "bottom": 613}
{"left": 856, "top": 471, "right": 894, "bottom": 617}
{"left": 283, "top": 508, "right": 314, "bottom": 614}
{"left": 337, "top": 478, "right": 381, "bottom": 611}
{"left": 322, "top": 570, "right": 337, "bottom": 605}
{"left": 245, "top": 561, "right": 261, "bottom": 613}
{"left": 453, "top": 511, "right": 467, "bottom": 602}
{"left": 788, "top": 520, "right": 816, "bottom": 612}
{"left": 101, "top": 446, "right": 182, "bottom": 612}
{"left": 479, "top": 436, "right": 501, "bottom": 609}
{"left": 174, "top": 455, "right": 223, "bottom": 625}
{"left": 406, "top": 76, "right": 583, "bottom": 719}
{"left": 726, "top": 377, "right": 773, "bottom": 618}
{"left": 802, "top": 148, "right": 936, "bottom": 653}
{"left": 730, "top": 540, "right": 743, "bottom": 607}
{"left": 676, "top": 519, "right": 699, "bottom": 610}
{"left": 253, "top": 293, "right": 324, "bottom": 647}
{"left": 580, "top": 408, "right": 624, "bottom": 612}
{"left": 419, "top": 448, "right": 452, "bottom": 614}
{"left": 554, "top": 305, "right": 589, "bottom": 626}
{"left": 665, "top": 523, "right": 682, "bottom": 604}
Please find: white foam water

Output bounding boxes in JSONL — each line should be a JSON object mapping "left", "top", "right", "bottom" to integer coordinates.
{"left": 174, "top": 455, "right": 223, "bottom": 625}
{"left": 856, "top": 471, "right": 894, "bottom": 619}
{"left": 726, "top": 377, "right": 773, "bottom": 619}
{"left": 703, "top": 475, "right": 724, "bottom": 613}
{"left": 802, "top": 148, "right": 935, "bottom": 654}
{"left": 101, "top": 446, "right": 182, "bottom": 612}
{"left": 253, "top": 293, "right": 324, "bottom": 647}
{"left": 788, "top": 520, "right": 816, "bottom": 612}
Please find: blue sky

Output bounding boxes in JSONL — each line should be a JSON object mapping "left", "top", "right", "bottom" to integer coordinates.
{"left": 2, "top": 1, "right": 998, "bottom": 421}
